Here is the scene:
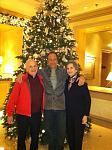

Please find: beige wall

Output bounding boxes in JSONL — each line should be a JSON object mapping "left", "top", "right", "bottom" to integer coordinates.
{"left": 0, "top": 25, "right": 23, "bottom": 77}
{"left": 74, "top": 29, "right": 86, "bottom": 71}
{"left": 0, "top": 25, "right": 23, "bottom": 109}
{"left": 0, "top": 80, "right": 11, "bottom": 109}
{"left": 69, "top": 24, "right": 85, "bottom": 71}
{"left": 85, "top": 33, "right": 102, "bottom": 86}
{"left": 70, "top": 8, "right": 112, "bottom": 86}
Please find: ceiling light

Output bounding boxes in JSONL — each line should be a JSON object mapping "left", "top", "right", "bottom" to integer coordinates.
{"left": 107, "top": 42, "right": 112, "bottom": 48}
{"left": 84, "top": 6, "right": 88, "bottom": 9}
{"left": 105, "top": 26, "right": 110, "bottom": 29}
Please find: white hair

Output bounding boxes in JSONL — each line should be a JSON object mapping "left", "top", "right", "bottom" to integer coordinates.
{"left": 24, "top": 59, "right": 37, "bottom": 69}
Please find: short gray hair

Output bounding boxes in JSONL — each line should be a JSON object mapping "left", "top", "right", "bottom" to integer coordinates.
{"left": 67, "top": 60, "right": 79, "bottom": 73}
{"left": 24, "top": 59, "right": 37, "bottom": 69}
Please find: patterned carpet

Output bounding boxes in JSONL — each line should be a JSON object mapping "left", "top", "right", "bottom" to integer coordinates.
{"left": 0, "top": 120, "right": 112, "bottom": 150}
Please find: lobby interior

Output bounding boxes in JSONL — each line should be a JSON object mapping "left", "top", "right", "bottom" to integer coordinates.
{"left": 0, "top": 0, "right": 112, "bottom": 150}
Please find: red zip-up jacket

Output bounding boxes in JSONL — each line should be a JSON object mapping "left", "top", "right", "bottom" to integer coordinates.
{"left": 6, "top": 73, "right": 45, "bottom": 117}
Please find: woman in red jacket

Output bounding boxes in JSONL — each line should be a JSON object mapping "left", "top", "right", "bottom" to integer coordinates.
{"left": 6, "top": 59, "right": 45, "bottom": 150}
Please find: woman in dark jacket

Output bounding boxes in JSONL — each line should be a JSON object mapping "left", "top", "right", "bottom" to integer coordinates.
{"left": 64, "top": 61, "right": 91, "bottom": 150}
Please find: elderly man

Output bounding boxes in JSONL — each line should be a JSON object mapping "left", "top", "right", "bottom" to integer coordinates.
{"left": 6, "top": 59, "right": 45, "bottom": 150}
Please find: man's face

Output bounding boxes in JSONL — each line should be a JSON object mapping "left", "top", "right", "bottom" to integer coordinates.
{"left": 48, "top": 53, "right": 58, "bottom": 69}
{"left": 26, "top": 60, "right": 38, "bottom": 77}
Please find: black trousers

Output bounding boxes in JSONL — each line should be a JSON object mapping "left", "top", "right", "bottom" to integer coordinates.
{"left": 16, "top": 112, "right": 41, "bottom": 150}
{"left": 66, "top": 114, "right": 85, "bottom": 150}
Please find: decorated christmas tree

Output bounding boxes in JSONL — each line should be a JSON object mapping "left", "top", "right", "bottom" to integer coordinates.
{"left": 2, "top": 0, "right": 91, "bottom": 144}
{"left": 16, "top": 0, "right": 78, "bottom": 68}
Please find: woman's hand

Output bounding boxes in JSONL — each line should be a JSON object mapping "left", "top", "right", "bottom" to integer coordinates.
{"left": 82, "top": 115, "right": 87, "bottom": 124}
{"left": 76, "top": 76, "right": 85, "bottom": 86}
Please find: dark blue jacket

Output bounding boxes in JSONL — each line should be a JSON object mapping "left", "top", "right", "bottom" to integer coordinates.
{"left": 64, "top": 76, "right": 91, "bottom": 117}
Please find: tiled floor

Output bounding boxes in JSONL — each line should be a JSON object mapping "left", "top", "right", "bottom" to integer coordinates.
{"left": 0, "top": 122, "right": 112, "bottom": 150}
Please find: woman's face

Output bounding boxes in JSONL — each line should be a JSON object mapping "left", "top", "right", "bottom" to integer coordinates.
{"left": 67, "top": 63, "right": 77, "bottom": 77}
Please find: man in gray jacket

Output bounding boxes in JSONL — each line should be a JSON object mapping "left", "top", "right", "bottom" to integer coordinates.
{"left": 39, "top": 52, "right": 84, "bottom": 150}
{"left": 40, "top": 52, "right": 67, "bottom": 150}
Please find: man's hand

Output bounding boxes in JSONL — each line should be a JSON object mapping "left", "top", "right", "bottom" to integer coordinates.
{"left": 7, "top": 116, "right": 13, "bottom": 124}
{"left": 16, "top": 73, "right": 23, "bottom": 83}
{"left": 82, "top": 115, "right": 87, "bottom": 124}
{"left": 76, "top": 76, "right": 85, "bottom": 86}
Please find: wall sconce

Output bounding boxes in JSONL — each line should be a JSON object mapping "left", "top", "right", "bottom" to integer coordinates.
{"left": 0, "top": 56, "right": 3, "bottom": 66}
{"left": 4, "top": 64, "right": 14, "bottom": 74}
{"left": 0, "top": 56, "right": 3, "bottom": 78}
{"left": 85, "top": 56, "right": 95, "bottom": 63}
{"left": 85, "top": 55, "right": 95, "bottom": 79}
{"left": 0, "top": 147, "right": 4, "bottom": 150}
{"left": 106, "top": 72, "right": 112, "bottom": 88}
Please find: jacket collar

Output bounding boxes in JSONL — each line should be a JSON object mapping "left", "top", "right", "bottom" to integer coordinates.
{"left": 22, "top": 73, "right": 43, "bottom": 81}
{"left": 46, "top": 65, "right": 60, "bottom": 72}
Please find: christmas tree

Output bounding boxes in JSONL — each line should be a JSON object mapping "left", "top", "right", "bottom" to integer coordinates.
{"left": 2, "top": 0, "right": 91, "bottom": 144}
{"left": 17, "top": 0, "right": 78, "bottom": 68}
